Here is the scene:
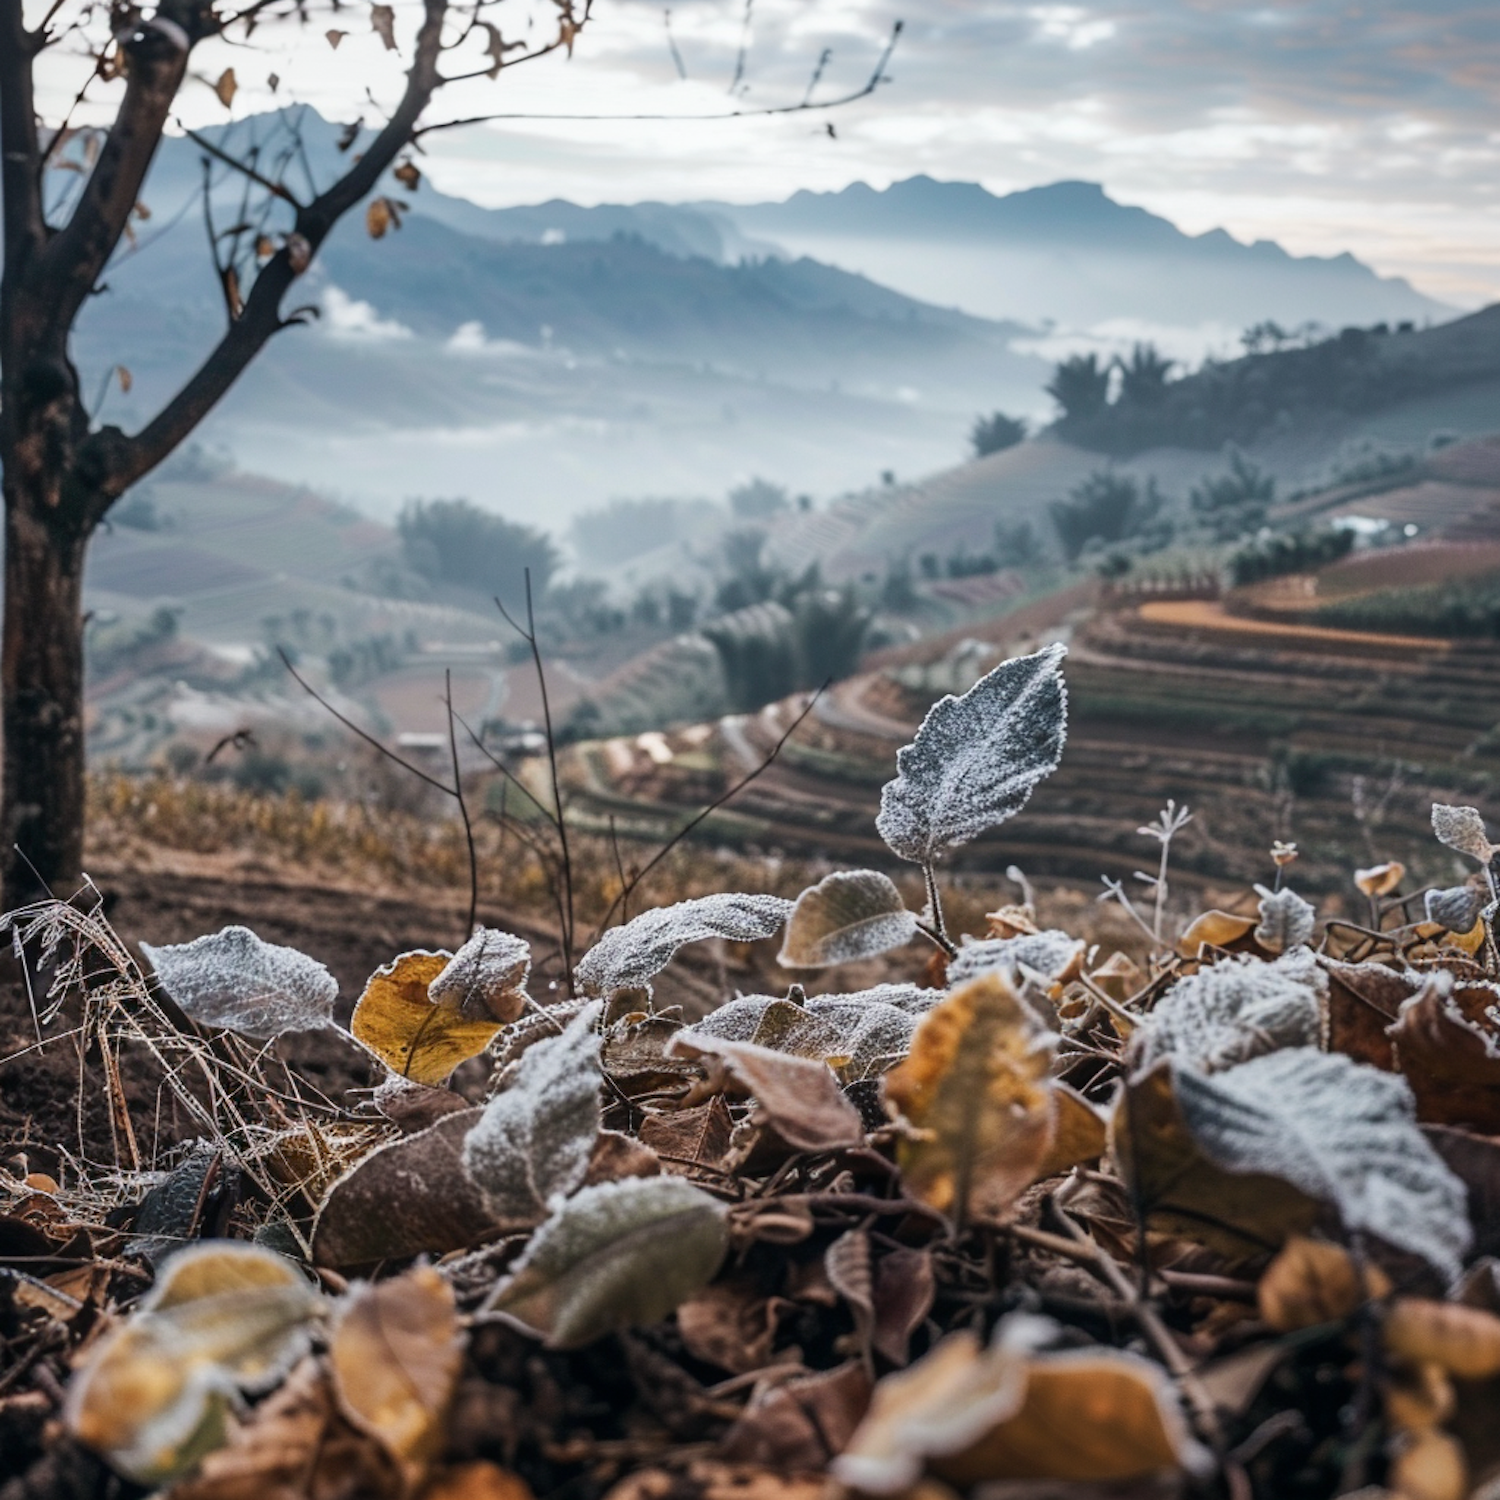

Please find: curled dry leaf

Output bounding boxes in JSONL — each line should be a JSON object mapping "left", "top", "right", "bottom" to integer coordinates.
{"left": 1253, "top": 884, "right": 1316, "bottom": 953}
{"left": 331, "top": 1266, "right": 463, "bottom": 1485}
{"left": 141, "top": 926, "right": 336, "bottom": 1040}
{"left": 428, "top": 927, "right": 530, "bottom": 1024}
{"left": 1322, "top": 957, "right": 1418, "bottom": 1071}
{"left": 489, "top": 1176, "right": 728, "bottom": 1349}
{"left": 883, "top": 972, "right": 1057, "bottom": 1223}
{"left": 719, "top": 1361, "right": 872, "bottom": 1471}
{"left": 213, "top": 68, "right": 236, "bottom": 108}
{"left": 1356, "top": 861, "right": 1407, "bottom": 899}
{"left": 65, "top": 1242, "right": 322, "bottom": 1483}
{"left": 1389, "top": 1427, "right": 1469, "bottom": 1500}
{"left": 576, "top": 893, "right": 793, "bottom": 997}
{"left": 393, "top": 159, "right": 421, "bottom": 191}
{"left": 876, "top": 643, "right": 1067, "bottom": 865}
{"left": 668, "top": 1032, "right": 863, "bottom": 1152}
{"left": 1256, "top": 1236, "right": 1392, "bottom": 1332}
{"left": 1129, "top": 949, "right": 1326, "bottom": 1075}
{"left": 352, "top": 950, "right": 501, "bottom": 1085}
{"left": 462, "top": 1003, "right": 603, "bottom": 1221}
{"left": 1387, "top": 974, "right": 1500, "bottom": 1132}
{"left": 1432, "top": 803, "right": 1494, "bottom": 864}
{"left": 1176, "top": 909, "right": 1256, "bottom": 957}
{"left": 778, "top": 869, "right": 916, "bottom": 969}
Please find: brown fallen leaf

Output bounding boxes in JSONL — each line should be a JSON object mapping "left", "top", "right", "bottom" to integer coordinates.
{"left": 871, "top": 1246, "right": 935, "bottom": 1367}
{"left": 676, "top": 1280, "right": 795, "bottom": 1375}
{"left": 213, "top": 68, "right": 237, "bottom": 108}
{"left": 1388, "top": 976, "right": 1500, "bottom": 1131}
{"left": 1032, "top": 1083, "right": 1108, "bottom": 1180}
{"left": 1322, "top": 958, "right": 1416, "bottom": 1071}
{"left": 1176, "top": 910, "right": 1256, "bottom": 957}
{"left": 1388, "top": 1425, "right": 1467, "bottom": 1500}
{"left": 1356, "top": 861, "right": 1406, "bottom": 899}
{"left": 351, "top": 951, "right": 500, "bottom": 1085}
{"left": 883, "top": 972, "right": 1056, "bottom": 1224}
{"left": 719, "top": 1360, "right": 872, "bottom": 1470}
{"left": 1425, "top": 1125, "right": 1500, "bottom": 1260}
{"left": 638, "top": 1096, "right": 735, "bottom": 1175}
{"left": 668, "top": 1033, "right": 863, "bottom": 1153}
{"left": 313, "top": 1107, "right": 503, "bottom": 1268}
{"left": 1384, "top": 1296, "right": 1500, "bottom": 1378}
{"left": 604, "top": 1461, "right": 826, "bottom": 1500}
{"left": 1257, "top": 1236, "right": 1391, "bottom": 1332}
{"left": 331, "top": 1266, "right": 463, "bottom": 1487}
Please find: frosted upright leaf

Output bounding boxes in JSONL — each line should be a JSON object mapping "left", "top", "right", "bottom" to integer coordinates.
{"left": 1432, "top": 804, "right": 1494, "bottom": 864}
{"left": 946, "top": 931, "right": 1085, "bottom": 990}
{"left": 429, "top": 927, "right": 530, "bottom": 1023}
{"left": 1253, "top": 886, "right": 1316, "bottom": 953}
{"left": 1427, "top": 885, "right": 1485, "bottom": 934}
{"left": 876, "top": 644, "right": 1067, "bottom": 865}
{"left": 576, "top": 893, "right": 794, "bottom": 996}
{"left": 462, "top": 1002, "right": 603, "bottom": 1221}
{"left": 490, "top": 1176, "right": 728, "bottom": 1348}
{"left": 1175, "top": 1048, "right": 1472, "bottom": 1278}
{"left": 141, "top": 926, "right": 336, "bottom": 1040}
{"left": 805, "top": 997, "right": 922, "bottom": 1079}
{"left": 778, "top": 870, "right": 917, "bottom": 968}
{"left": 1131, "top": 950, "right": 1325, "bottom": 1074}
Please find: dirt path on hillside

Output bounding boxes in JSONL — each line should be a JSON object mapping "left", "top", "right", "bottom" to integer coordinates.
{"left": 1137, "top": 597, "right": 1450, "bottom": 652}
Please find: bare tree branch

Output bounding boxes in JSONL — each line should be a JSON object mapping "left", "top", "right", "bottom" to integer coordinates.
{"left": 181, "top": 124, "right": 305, "bottom": 208}
{"left": 0, "top": 0, "right": 45, "bottom": 282}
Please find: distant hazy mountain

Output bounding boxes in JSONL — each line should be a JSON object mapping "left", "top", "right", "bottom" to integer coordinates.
{"left": 699, "top": 178, "right": 1453, "bottom": 333}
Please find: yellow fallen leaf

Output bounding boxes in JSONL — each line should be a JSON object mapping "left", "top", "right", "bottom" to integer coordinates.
{"left": 1384, "top": 1297, "right": 1500, "bottom": 1379}
{"left": 65, "top": 1243, "right": 321, "bottom": 1484}
{"left": 1384, "top": 1360, "right": 1455, "bottom": 1434}
{"left": 1177, "top": 909, "right": 1256, "bottom": 956}
{"left": 331, "top": 1266, "right": 463, "bottom": 1485}
{"left": 1257, "top": 1236, "right": 1391, "bottom": 1332}
{"left": 422, "top": 1462, "right": 535, "bottom": 1500}
{"left": 351, "top": 950, "right": 500, "bottom": 1085}
{"left": 1356, "top": 861, "right": 1406, "bottom": 898}
{"left": 1388, "top": 1426, "right": 1467, "bottom": 1500}
{"left": 884, "top": 972, "right": 1055, "bottom": 1224}
{"left": 1031, "top": 1083, "right": 1107, "bottom": 1181}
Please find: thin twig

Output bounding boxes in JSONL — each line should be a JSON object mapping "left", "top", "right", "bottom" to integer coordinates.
{"left": 446, "top": 670, "right": 479, "bottom": 942}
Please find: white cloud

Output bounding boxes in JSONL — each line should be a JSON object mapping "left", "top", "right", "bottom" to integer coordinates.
{"left": 321, "top": 286, "right": 413, "bottom": 340}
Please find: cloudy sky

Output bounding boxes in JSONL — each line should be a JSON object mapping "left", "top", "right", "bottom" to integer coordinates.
{"left": 42, "top": 0, "right": 1500, "bottom": 305}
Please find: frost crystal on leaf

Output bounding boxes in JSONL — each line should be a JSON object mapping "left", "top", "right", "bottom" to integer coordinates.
{"left": 490, "top": 1176, "right": 728, "bottom": 1348}
{"left": 686, "top": 996, "right": 843, "bottom": 1058}
{"left": 1432, "top": 804, "right": 1494, "bottom": 864}
{"left": 1253, "top": 885, "right": 1317, "bottom": 954}
{"left": 462, "top": 1002, "right": 603, "bottom": 1221}
{"left": 946, "top": 930, "right": 1085, "bottom": 990}
{"left": 575, "top": 893, "right": 793, "bottom": 996}
{"left": 429, "top": 927, "right": 530, "bottom": 1023}
{"left": 1427, "top": 885, "right": 1485, "bottom": 933}
{"left": 1131, "top": 950, "right": 1326, "bottom": 1074}
{"left": 1175, "top": 1047, "right": 1472, "bottom": 1278}
{"left": 778, "top": 869, "right": 917, "bottom": 969}
{"left": 141, "top": 926, "right": 337, "bottom": 1040}
{"left": 876, "top": 644, "right": 1067, "bottom": 866}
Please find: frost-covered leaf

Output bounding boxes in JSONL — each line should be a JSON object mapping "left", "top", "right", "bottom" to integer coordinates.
{"left": 1427, "top": 885, "right": 1485, "bottom": 934}
{"left": 330, "top": 1266, "right": 462, "bottom": 1485}
{"left": 352, "top": 950, "right": 501, "bottom": 1084}
{"left": 428, "top": 928, "right": 530, "bottom": 1024}
{"left": 687, "top": 996, "right": 844, "bottom": 1058}
{"left": 945, "top": 930, "right": 1085, "bottom": 990}
{"left": 883, "top": 972, "right": 1059, "bottom": 1222}
{"left": 1253, "top": 885, "right": 1316, "bottom": 953}
{"left": 490, "top": 1177, "right": 728, "bottom": 1348}
{"left": 462, "top": 1003, "right": 603, "bottom": 1220}
{"left": 667, "top": 1032, "right": 864, "bottom": 1151}
{"left": 813, "top": 982, "right": 944, "bottom": 1015}
{"left": 312, "top": 1108, "right": 502, "bottom": 1267}
{"left": 876, "top": 644, "right": 1067, "bottom": 866}
{"left": 778, "top": 870, "right": 917, "bottom": 968}
{"left": 1130, "top": 950, "right": 1326, "bottom": 1074}
{"left": 576, "top": 894, "right": 793, "bottom": 996}
{"left": 65, "top": 1243, "right": 321, "bottom": 1483}
{"left": 1432, "top": 803, "right": 1494, "bottom": 864}
{"left": 141, "top": 926, "right": 336, "bottom": 1040}
{"left": 805, "top": 997, "right": 922, "bottom": 1081}
{"left": 1174, "top": 1048, "right": 1472, "bottom": 1277}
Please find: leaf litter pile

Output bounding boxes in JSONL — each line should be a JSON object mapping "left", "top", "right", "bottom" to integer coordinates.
{"left": 7, "top": 644, "right": 1500, "bottom": 1500}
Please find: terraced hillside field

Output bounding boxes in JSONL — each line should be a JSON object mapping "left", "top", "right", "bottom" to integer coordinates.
{"left": 552, "top": 583, "right": 1500, "bottom": 902}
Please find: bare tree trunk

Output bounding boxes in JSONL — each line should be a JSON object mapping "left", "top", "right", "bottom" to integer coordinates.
{"left": 2, "top": 484, "right": 90, "bottom": 901}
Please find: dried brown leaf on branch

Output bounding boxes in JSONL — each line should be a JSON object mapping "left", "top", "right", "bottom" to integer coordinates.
{"left": 1387, "top": 974, "right": 1500, "bottom": 1131}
